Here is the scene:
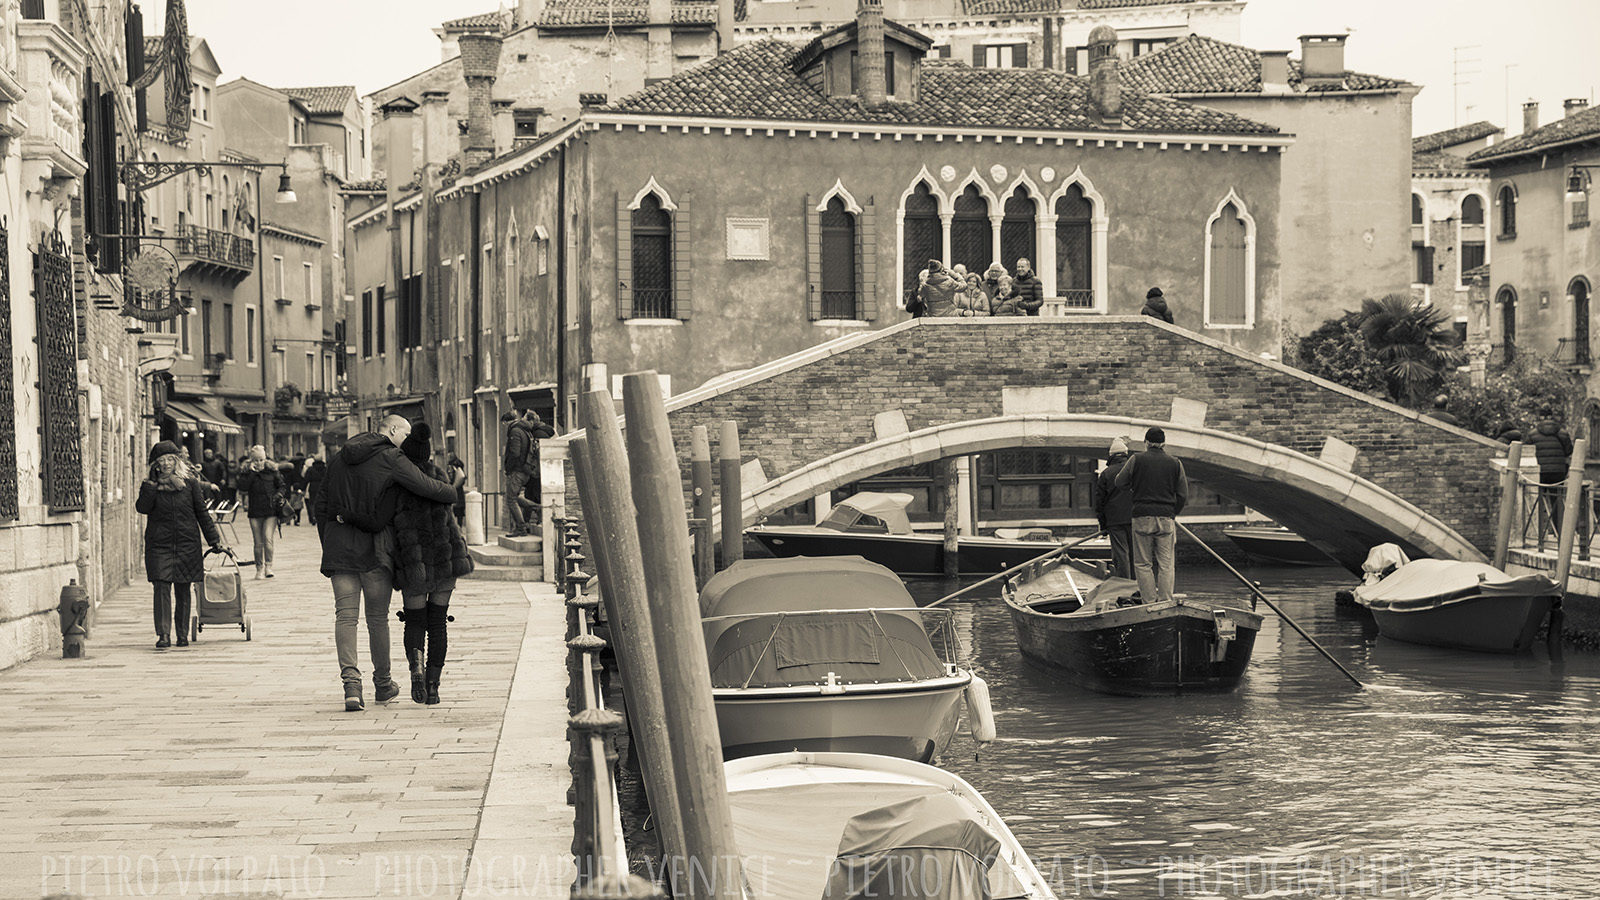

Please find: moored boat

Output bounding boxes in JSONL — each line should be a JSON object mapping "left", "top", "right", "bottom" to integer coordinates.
{"left": 1353, "top": 558, "right": 1558, "bottom": 653}
{"left": 701, "top": 556, "right": 986, "bottom": 762}
{"left": 747, "top": 491, "right": 1109, "bottom": 575}
{"left": 1223, "top": 523, "right": 1339, "bottom": 566}
{"left": 724, "top": 751, "right": 1057, "bottom": 900}
{"left": 1001, "top": 554, "right": 1263, "bottom": 695}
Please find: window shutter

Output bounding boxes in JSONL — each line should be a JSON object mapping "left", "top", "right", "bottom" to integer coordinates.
{"left": 1422, "top": 246, "right": 1435, "bottom": 284}
{"left": 616, "top": 193, "right": 632, "bottom": 319}
{"left": 1014, "top": 43, "right": 1028, "bottom": 68}
{"left": 672, "top": 192, "right": 692, "bottom": 319}
{"left": 973, "top": 45, "right": 985, "bottom": 67}
{"left": 859, "top": 200, "right": 878, "bottom": 320}
{"left": 806, "top": 195, "right": 822, "bottom": 320}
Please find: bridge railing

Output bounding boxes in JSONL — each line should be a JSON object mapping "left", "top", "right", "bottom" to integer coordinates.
{"left": 1511, "top": 472, "right": 1594, "bottom": 559}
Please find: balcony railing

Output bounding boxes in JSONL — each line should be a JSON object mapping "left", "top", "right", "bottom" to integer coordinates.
{"left": 1556, "top": 337, "right": 1592, "bottom": 369}
{"left": 175, "top": 224, "right": 255, "bottom": 274}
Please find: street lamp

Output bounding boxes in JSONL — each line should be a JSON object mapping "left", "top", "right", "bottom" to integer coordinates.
{"left": 275, "top": 172, "right": 297, "bottom": 204}
{"left": 1565, "top": 164, "right": 1599, "bottom": 203}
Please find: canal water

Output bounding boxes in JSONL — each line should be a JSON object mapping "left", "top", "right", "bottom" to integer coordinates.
{"left": 905, "top": 564, "right": 1600, "bottom": 898}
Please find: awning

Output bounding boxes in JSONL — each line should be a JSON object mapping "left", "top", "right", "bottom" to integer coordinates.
{"left": 164, "top": 399, "right": 244, "bottom": 436}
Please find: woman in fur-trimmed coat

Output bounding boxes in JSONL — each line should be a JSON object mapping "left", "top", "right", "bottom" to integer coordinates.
{"left": 393, "top": 422, "right": 474, "bottom": 705}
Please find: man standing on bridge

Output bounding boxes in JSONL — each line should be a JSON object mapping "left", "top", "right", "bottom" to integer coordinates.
{"left": 1115, "top": 427, "right": 1188, "bottom": 603}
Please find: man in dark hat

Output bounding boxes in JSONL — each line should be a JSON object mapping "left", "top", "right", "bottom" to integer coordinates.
{"left": 1141, "top": 287, "right": 1174, "bottom": 324}
{"left": 1114, "top": 427, "right": 1188, "bottom": 603}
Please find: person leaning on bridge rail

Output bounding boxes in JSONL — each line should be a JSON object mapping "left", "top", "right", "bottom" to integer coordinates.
{"left": 1528, "top": 412, "right": 1574, "bottom": 533}
{"left": 917, "top": 259, "right": 961, "bottom": 317}
{"left": 315, "top": 414, "right": 457, "bottom": 712}
{"left": 1012, "top": 258, "right": 1044, "bottom": 316}
{"left": 1093, "top": 436, "right": 1135, "bottom": 580}
{"left": 1141, "top": 287, "right": 1174, "bottom": 324}
{"left": 1114, "top": 427, "right": 1189, "bottom": 604}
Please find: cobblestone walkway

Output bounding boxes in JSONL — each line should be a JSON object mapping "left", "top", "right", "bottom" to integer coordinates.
{"left": 0, "top": 526, "right": 573, "bottom": 899}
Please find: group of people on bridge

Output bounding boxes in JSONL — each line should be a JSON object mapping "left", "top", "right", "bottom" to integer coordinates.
{"left": 907, "top": 255, "right": 1177, "bottom": 324}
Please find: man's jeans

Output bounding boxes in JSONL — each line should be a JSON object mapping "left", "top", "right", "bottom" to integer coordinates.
{"left": 504, "top": 470, "right": 532, "bottom": 529}
{"left": 332, "top": 569, "right": 393, "bottom": 687}
{"left": 1131, "top": 515, "right": 1177, "bottom": 604}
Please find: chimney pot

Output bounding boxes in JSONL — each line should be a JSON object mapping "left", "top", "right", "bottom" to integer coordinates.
{"left": 458, "top": 32, "right": 503, "bottom": 167}
{"left": 1260, "top": 50, "right": 1290, "bottom": 92}
{"left": 856, "top": 0, "right": 887, "bottom": 109}
{"left": 1565, "top": 98, "right": 1589, "bottom": 117}
{"left": 1523, "top": 100, "right": 1539, "bottom": 135}
{"left": 1088, "top": 25, "right": 1122, "bottom": 125}
{"left": 1298, "top": 33, "right": 1346, "bottom": 85}
{"left": 579, "top": 92, "right": 608, "bottom": 108}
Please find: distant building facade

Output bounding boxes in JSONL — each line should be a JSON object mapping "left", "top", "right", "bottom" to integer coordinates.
{"left": 1410, "top": 121, "right": 1501, "bottom": 354}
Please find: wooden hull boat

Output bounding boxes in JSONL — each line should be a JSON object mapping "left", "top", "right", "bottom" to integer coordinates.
{"left": 701, "top": 557, "right": 989, "bottom": 763}
{"left": 1223, "top": 524, "right": 1338, "bottom": 566}
{"left": 1354, "top": 559, "right": 1558, "bottom": 653}
{"left": 1002, "top": 555, "right": 1263, "bottom": 696}
{"left": 724, "top": 751, "right": 1057, "bottom": 900}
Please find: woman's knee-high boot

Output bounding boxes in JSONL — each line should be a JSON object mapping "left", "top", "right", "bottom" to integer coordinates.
{"left": 399, "top": 609, "right": 427, "bottom": 704}
{"left": 425, "top": 604, "right": 450, "bottom": 705}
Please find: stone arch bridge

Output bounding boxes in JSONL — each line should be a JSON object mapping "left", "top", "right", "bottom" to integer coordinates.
{"left": 545, "top": 318, "right": 1506, "bottom": 575}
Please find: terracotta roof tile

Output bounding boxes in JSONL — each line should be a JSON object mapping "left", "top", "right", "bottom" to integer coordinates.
{"left": 609, "top": 39, "right": 1279, "bottom": 135}
{"left": 961, "top": 0, "right": 1062, "bottom": 14}
{"left": 1411, "top": 150, "right": 1478, "bottom": 176}
{"left": 281, "top": 86, "right": 357, "bottom": 116}
{"left": 1468, "top": 106, "right": 1600, "bottom": 165}
{"left": 1079, "top": 0, "right": 1195, "bottom": 6}
{"left": 538, "top": 0, "right": 716, "bottom": 27}
{"left": 1121, "top": 35, "right": 1408, "bottom": 95}
{"left": 441, "top": 11, "right": 502, "bottom": 29}
{"left": 1413, "top": 121, "right": 1503, "bottom": 154}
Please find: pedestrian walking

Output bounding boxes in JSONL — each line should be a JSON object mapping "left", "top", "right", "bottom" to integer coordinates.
{"left": 393, "top": 424, "right": 474, "bottom": 705}
{"left": 1093, "top": 436, "right": 1135, "bottom": 580}
{"left": 236, "top": 445, "right": 286, "bottom": 579}
{"left": 448, "top": 455, "right": 468, "bottom": 526}
{"left": 1012, "top": 258, "right": 1044, "bottom": 316}
{"left": 1528, "top": 412, "right": 1574, "bottom": 534}
{"left": 199, "top": 448, "right": 227, "bottom": 501}
{"left": 314, "top": 415, "right": 456, "bottom": 711}
{"left": 1141, "top": 287, "right": 1175, "bottom": 324}
{"left": 136, "top": 441, "right": 229, "bottom": 650}
{"left": 285, "top": 454, "right": 308, "bottom": 526}
{"left": 1114, "top": 427, "right": 1189, "bottom": 604}
{"left": 304, "top": 456, "right": 326, "bottom": 526}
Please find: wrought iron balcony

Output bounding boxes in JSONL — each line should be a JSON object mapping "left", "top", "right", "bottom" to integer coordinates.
{"left": 1556, "top": 337, "right": 1592, "bottom": 369}
{"left": 174, "top": 224, "right": 255, "bottom": 280}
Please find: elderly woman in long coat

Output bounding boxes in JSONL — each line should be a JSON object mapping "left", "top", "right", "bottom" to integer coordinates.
{"left": 136, "top": 441, "right": 229, "bottom": 649}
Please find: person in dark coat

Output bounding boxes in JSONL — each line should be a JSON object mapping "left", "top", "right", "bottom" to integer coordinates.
{"left": 1429, "top": 395, "right": 1462, "bottom": 427}
{"left": 1115, "top": 427, "right": 1189, "bottom": 603}
{"left": 1141, "top": 287, "right": 1175, "bottom": 324}
{"left": 199, "top": 448, "right": 228, "bottom": 501}
{"left": 918, "top": 260, "right": 961, "bottom": 317}
{"left": 1011, "top": 258, "right": 1045, "bottom": 316}
{"left": 304, "top": 457, "right": 326, "bottom": 526}
{"left": 315, "top": 415, "right": 456, "bottom": 711}
{"left": 1092, "top": 437, "right": 1135, "bottom": 580}
{"left": 285, "top": 454, "right": 308, "bottom": 526}
{"left": 393, "top": 424, "right": 475, "bottom": 705}
{"left": 136, "top": 442, "right": 229, "bottom": 650}
{"left": 1528, "top": 414, "right": 1574, "bottom": 533}
{"left": 448, "top": 455, "right": 468, "bottom": 525}
{"left": 236, "top": 445, "right": 286, "bottom": 579}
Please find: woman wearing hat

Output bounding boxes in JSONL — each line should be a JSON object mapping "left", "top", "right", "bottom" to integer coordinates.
{"left": 136, "top": 441, "right": 230, "bottom": 649}
{"left": 392, "top": 423, "right": 474, "bottom": 704}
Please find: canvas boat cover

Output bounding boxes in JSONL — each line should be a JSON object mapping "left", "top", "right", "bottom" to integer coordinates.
{"left": 728, "top": 780, "right": 1024, "bottom": 900}
{"left": 820, "top": 492, "right": 916, "bottom": 534}
{"left": 704, "top": 608, "right": 947, "bottom": 688}
{"left": 700, "top": 556, "right": 915, "bottom": 617}
{"left": 1354, "top": 559, "right": 1559, "bottom": 611}
{"left": 1359, "top": 543, "right": 1411, "bottom": 586}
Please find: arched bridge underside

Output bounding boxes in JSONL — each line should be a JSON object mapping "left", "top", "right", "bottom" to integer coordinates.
{"left": 548, "top": 318, "right": 1506, "bottom": 575}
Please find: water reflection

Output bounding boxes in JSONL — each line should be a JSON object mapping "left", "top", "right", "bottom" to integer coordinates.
{"left": 908, "top": 565, "right": 1600, "bottom": 898}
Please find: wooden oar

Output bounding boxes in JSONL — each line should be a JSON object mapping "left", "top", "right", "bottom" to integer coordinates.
{"left": 929, "top": 530, "right": 1107, "bottom": 608}
{"left": 1177, "top": 521, "right": 1364, "bottom": 689}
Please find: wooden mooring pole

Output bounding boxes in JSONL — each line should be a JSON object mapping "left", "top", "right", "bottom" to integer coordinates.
{"left": 943, "top": 458, "right": 960, "bottom": 577}
{"left": 1493, "top": 441, "right": 1525, "bottom": 570}
{"left": 1555, "top": 438, "right": 1589, "bottom": 591}
{"left": 623, "top": 374, "right": 744, "bottom": 900}
{"left": 569, "top": 403, "right": 687, "bottom": 872}
{"left": 691, "top": 426, "right": 715, "bottom": 590}
{"left": 718, "top": 421, "right": 744, "bottom": 570}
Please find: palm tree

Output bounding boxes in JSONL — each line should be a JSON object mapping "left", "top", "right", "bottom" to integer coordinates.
{"left": 1357, "top": 293, "right": 1466, "bottom": 407}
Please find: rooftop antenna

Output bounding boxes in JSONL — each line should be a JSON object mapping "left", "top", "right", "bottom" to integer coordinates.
{"left": 1453, "top": 44, "right": 1481, "bottom": 128}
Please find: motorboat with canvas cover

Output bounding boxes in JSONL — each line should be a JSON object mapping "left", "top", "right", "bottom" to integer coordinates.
{"left": 700, "top": 556, "right": 990, "bottom": 762}
{"left": 747, "top": 491, "right": 1109, "bottom": 576}
{"left": 725, "top": 751, "right": 1056, "bottom": 900}
{"left": 1353, "top": 557, "right": 1559, "bottom": 652}
{"left": 1001, "top": 553, "right": 1262, "bottom": 695}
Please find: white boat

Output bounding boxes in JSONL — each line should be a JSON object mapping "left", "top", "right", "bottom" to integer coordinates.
{"left": 1353, "top": 558, "right": 1559, "bottom": 653}
{"left": 725, "top": 751, "right": 1057, "bottom": 900}
{"left": 702, "top": 557, "right": 987, "bottom": 762}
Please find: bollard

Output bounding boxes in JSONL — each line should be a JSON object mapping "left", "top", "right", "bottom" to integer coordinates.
{"left": 1554, "top": 438, "right": 1588, "bottom": 591}
{"left": 463, "top": 490, "right": 487, "bottom": 546}
{"left": 1493, "top": 442, "right": 1524, "bottom": 569}
{"left": 58, "top": 580, "right": 89, "bottom": 659}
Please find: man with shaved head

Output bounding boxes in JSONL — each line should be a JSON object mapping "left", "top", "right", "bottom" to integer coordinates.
{"left": 315, "top": 414, "right": 456, "bottom": 711}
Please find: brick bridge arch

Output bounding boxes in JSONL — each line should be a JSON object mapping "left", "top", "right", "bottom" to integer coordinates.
{"left": 546, "top": 318, "right": 1505, "bottom": 574}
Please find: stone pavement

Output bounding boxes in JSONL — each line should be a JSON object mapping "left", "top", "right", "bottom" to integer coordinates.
{"left": 0, "top": 525, "right": 575, "bottom": 899}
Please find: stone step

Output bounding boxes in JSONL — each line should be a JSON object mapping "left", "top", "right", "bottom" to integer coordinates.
{"left": 471, "top": 544, "right": 542, "bottom": 567}
{"left": 466, "top": 564, "right": 544, "bottom": 582}
{"left": 498, "top": 533, "right": 543, "bottom": 553}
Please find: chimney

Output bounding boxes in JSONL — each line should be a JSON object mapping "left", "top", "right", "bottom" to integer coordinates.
{"left": 516, "top": 0, "right": 544, "bottom": 29}
{"left": 492, "top": 98, "right": 514, "bottom": 154}
{"left": 458, "top": 32, "right": 503, "bottom": 167}
{"left": 856, "top": 0, "right": 887, "bottom": 109}
{"left": 381, "top": 97, "right": 419, "bottom": 199}
{"left": 420, "top": 90, "right": 452, "bottom": 168}
{"left": 1087, "top": 25, "right": 1122, "bottom": 125}
{"left": 1260, "top": 50, "right": 1290, "bottom": 93}
{"left": 579, "top": 92, "right": 608, "bottom": 109}
{"left": 1566, "top": 98, "right": 1590, "bottom": 117}
{"left": 1523, "top": 100, "right": 1539, "bottom": 135}
{"left": 1298, "top": 34, "right": 1346, "bottom": 86}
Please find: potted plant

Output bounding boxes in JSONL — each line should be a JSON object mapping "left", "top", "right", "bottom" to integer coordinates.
{"left": 274, "top": 383, "right": 302, "bottom": 412}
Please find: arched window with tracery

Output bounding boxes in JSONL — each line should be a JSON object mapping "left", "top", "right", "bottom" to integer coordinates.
{"left": 630, "top": 194, "right": 673, "bottom": 318}
{"left": 901, "top": 181, "right": 941, "bottom": 305}
{"left": 1000, "top": 186, "right": 1036, "bottom": 272}
{"left": 951, "top": 184, "right": 992, "bottom": 273}
{"left": 1571, "top": 277, "right": 1592, "bottom": 366}
{"left": 1054, "top": 184, "right": 1092, "bottom": 308}
{"left": 820, "top": 196, "right": 858, "bottom": 319}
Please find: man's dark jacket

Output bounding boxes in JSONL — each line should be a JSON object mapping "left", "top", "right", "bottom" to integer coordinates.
{"left": 1114, "top": 446, "right": 1189, "bottom": 518}
{"left": 315, "top": 432, "right": 455, "bottom": 576}
{"left": 1528, "top": 419, "right": 1574, "bottom": 476}
{"left": 1093, "top": 457, "right": 1134, "bottom": 528}
{"left": 503, "top": 419, "right": 555, "bottom": 475}
{"left": 1012, "top": 271, "right": 1044, "bottom": 316}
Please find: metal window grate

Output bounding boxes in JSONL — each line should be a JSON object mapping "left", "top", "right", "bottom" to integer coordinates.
{"left": 0, "top": 218, "right": 15, "bottom": 520}
{"left": 820, "top": 198, "right": 857, "bottom": 319}
{"left": 33, "top": 230, "right": 84, "bottom": 513}
{"left": 631, "top": 197, "right": 673, "bottom": 318}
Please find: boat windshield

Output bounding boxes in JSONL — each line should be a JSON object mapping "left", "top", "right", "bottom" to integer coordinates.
{"left": 704, "top": 607, "right": 961, "bottom": 689}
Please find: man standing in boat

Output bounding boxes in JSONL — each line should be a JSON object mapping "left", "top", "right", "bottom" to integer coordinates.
{"left": 1093, "top": 436, "right": 1135, "bottom": 580}
{"left": 1114, "top": 427, "right": 1188, "bottom": 603}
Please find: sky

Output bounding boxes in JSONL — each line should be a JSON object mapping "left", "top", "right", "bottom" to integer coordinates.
{"left": 163, "top": 0, "right": 1598, "bottom": 139}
